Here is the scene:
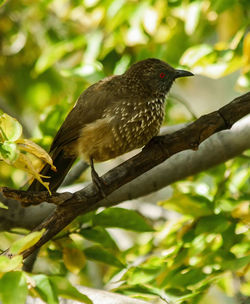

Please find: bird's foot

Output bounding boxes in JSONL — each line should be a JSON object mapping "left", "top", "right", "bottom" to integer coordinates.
{"left": 90, "top": 158, "right": 106, "bottom": 197}
{"left": 91, "top": 169, "right": 106, "bottom": 197}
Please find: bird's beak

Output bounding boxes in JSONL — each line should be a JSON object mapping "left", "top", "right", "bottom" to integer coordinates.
{"left": 174, "top": 69, "right": 194, "bottom": 79}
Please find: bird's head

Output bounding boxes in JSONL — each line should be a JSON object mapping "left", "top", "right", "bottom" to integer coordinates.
{"left": 125, "top": 58, "right": 193, "bottom": 97}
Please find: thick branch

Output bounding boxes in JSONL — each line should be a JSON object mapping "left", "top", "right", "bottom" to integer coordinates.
{"left": 2, "top": 92, "right": 250, "bottom": 258}
{"left": 1, "top": 116, "right": 249, "bottom": 231}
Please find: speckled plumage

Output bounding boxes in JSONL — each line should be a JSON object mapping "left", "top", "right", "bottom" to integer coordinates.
{"left": 29, "top": 58, "right": 193, "bottom": 192}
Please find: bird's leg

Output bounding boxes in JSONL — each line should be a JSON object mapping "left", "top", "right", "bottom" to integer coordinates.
{"left": 90, "top": 157, "right": 106, "bottom": 197}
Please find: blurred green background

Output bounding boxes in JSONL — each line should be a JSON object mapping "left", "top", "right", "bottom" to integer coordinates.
{"left": 0, "top": 1, "right": 249, "bottom": 304}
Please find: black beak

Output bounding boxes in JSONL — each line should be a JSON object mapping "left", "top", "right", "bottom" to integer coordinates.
{"left": 174, "top": 69, "right": 194, "bottom": 79}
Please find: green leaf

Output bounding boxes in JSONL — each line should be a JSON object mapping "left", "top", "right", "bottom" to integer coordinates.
{"left": 84, "top": 31, "right": 103, "bottom": 63}
{"left": 0, "top": 142, "right": 19, "bottom": 163}
{"left": 181, "top": 46, "right": 243, "bottom": 78}
{"left": 32, "top": 274, "right": 58, "bottom": 304}
{"left": 84, "top": 245, "right": 124, "bottom": 268}
{"left": 170, "top": 268, "right": 206, "bottom": 287}
{"left": 180, "top": 44, "right": 212, "bottom": 67}
{"left": 34, "top": 36, "right": 85, "bottom": 74}
{"left": 127, "top": 266, "right": 162, "bottom": 284}
{"left": 80, "top": 226, "right": 118, "bottom": 249}
{"left": 0, "top": 0, "right": 7, "bottom": 8}
{"left": 160, "top": 193, "right": 212, "bottom": 217}
{"left": 195, "top": 214, "right": 231, "bottom": 234}
{"left": 114, "top": 55, "right": 131, "bottom": 75}
{"left": 49, "top": 276, "right": 93, "bottom": 304}
{"left": 210, "top": 0, "right": 237, "bottom": 13}
{"left": 93, "top": 207, "right": 154, "bottom": 232}
{"left": 0, "top": 255, "right": 23, "bottom": 273}
{"left": 117, "top": 284, "right": 170, "bottom": 302}
{"left": 10, "top": 229, "right": 45, "bottom": 255}
{"left": 164, "top": 288, "right": 201, "bottom": 303}
{"left": 0, "top": 114, "right": 22, "bottom": 142}
{"left": 39, "top": 104, "right": 70, "bottom": 138}
{"left": 222, "top": 255, "right": 250, "bottom": 271}
{"left": 0, "top": 271, "right": 28, "bottom": 304}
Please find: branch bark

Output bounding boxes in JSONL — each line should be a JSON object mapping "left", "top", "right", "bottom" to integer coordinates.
{"left": 1, "top": 92, "right": 250, "bottom": 258}
{"left": 1, "top": 116, "right": 249, "bottom": 231}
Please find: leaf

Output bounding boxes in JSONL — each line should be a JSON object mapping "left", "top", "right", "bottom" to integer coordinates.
{"left": 232, "top": 202, "right": 250, "bottom": 225}
{"left": 16, "top": 138, "right": 56, "bottom": 171}
{"left": 117, "top": 284, "right": 170, "bottom": 302}
{"left": 243, "top": 32, "right": 250, "bottom": 72}
{"left": 181, "top": 44, "right": 243, "bottom": 78}
{"left": 164, "top": 288, "right": 201, "bottom": 303}
{"left": 93, "top": 207, "right": 154, "bottom": 232}
{"left": 39, "top": 104, "right": 69, "bottom": 137}
{"left": 195, "top": 214, "right": 231, "bottom": 234}
{"left": 49, "top": 276, "right": 93, "bottom": 304}
{"left": 10, "top": 229, "right": 45, "bottom": 255}
{"left": 0, "top": 271, "right": 28, "bottom": 304}
{"left": 84, "top": 245, "right": 124, "bottom": 268}
{"left": 61, "top": 62, "right": 104, "bottom": 81}
{"left": 159, "top": 193, "right": 212, "bottom": 217}
{"left": 170, "top": 268, "right": 206, "bottom": 287}
{"left": 127, "top": 266, "right": 162, "bottom": 285}
{"left": 184, "top": 1, "right": 201, "bottom": 35}
{"left": 114, "top": 54, "right": 131, "bottom": 75}
{"left": 63, "top": 247, "right": 86, "bottom": 274}
{"left": 0, "top": 114, "right": 22, "bottom": 142}
{"left": 80, "top": 226, "right": 118, "bottom": 249}
{"left": 222, "top": 255, "right": 250, "bottom": 271}
{"left": 210, "top": 0, "right": 237, "bottom": 13}
{"left": 13, "top": 153, "right": 51, "bottom": 194}
{"left": 0, "top": 142, "right": 19, "bottom": 163}
{"left": 34, "top": 36, "right": 85, "bottom": 74}
{"left": 32, "top": 274, "right": 59, "bottom": 304}
{"left": 180, "top": 44, "right": 213, "bottom": 67}
{"left": 0, "top": 201, "right": 8, "bottom": 209}
{"left": 0, "top": 255, "right": 23, "bottom": 273}
{"left": 0, "top": 0, "right": 7, "bottom": 8}
{"left": 84, "top": 31, "right": 103, "bottom": 63}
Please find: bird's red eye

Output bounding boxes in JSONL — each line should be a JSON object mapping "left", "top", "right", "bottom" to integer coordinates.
{"left": 159, "top": 72, "right": 166, "bottom": 78}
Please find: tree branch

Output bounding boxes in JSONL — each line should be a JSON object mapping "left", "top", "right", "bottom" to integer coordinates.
{"left": 1, "top": 116, "right": 249, "bottom": 231}
{"left": 1, "top": 92, "right": 250, "bottom": 258}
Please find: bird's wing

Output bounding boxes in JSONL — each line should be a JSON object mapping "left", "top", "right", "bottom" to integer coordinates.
{"left": 50, "top": 77, "right": 118, "bottom": 153}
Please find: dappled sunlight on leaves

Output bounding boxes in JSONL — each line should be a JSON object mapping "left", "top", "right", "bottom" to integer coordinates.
{"left": 0, "top": 0, "right": 249, "bottom": 303}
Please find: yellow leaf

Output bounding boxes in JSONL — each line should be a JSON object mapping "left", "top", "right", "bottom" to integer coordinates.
{"left": 12, "top": 153, "right": 51, "bottom": 194}
{"left": 16, "top": 139, "right": 56, "bottom": 172}
{"left": 10, "top": 229, "right": 45, "bottom": 255}
{"left": 243, "top": 32, "right": 250, "bottom": 73}
{"left": 63, "top": 247, "right": 86, "bottom": 274}
{"left": 232, "top": 202, "right": 250, "bottom": 225}
{"left": 0, "top": 255, "right": 23, "bottom": 272}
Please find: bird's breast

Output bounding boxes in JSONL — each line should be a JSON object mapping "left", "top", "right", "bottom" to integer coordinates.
{"left": 77, "top": 97, "right": 166, "bottom": 163}
{"left": 110, "top": 97, "right": 166, "bottom": 151}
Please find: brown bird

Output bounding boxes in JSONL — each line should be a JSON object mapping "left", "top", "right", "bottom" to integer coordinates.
{"left": 28, "top": 58, "right": 193, "bottom": 193}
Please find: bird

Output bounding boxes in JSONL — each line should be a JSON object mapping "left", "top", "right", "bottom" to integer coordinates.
{"left": 28, "top": 58, "right": 193, "bottom": 193}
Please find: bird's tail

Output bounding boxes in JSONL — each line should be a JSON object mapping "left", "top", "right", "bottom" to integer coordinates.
{"left": 28, "top": 149, "right": 76, "bottom": 192}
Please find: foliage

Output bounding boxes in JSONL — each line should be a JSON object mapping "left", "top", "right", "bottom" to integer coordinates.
{"left": 0, "top": 0, "right": 249, "bottom": 303}
{"left": 0, "top": 113, "right": 55, "bottom": 192}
